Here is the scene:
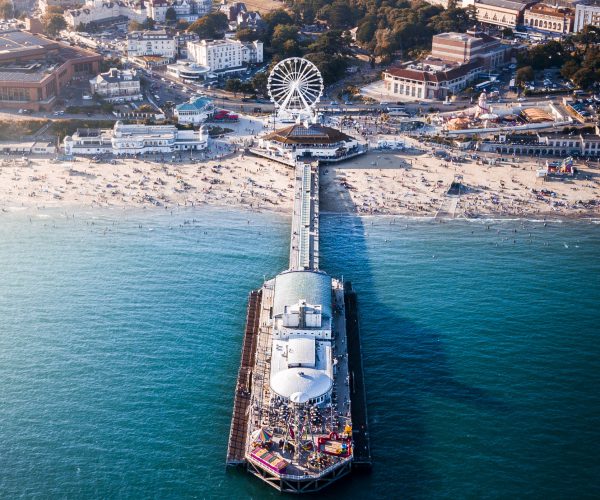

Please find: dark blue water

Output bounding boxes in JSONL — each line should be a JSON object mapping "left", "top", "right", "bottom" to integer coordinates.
{"left": 0, "top": 208, "right": 599, "bottom": 499}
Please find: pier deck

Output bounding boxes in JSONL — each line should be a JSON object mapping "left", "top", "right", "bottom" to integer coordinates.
{"left": 289, "top": 161, "right": 319, "bottom": 271}
{"left": 226, "top": 289, "right": 262, "bottom": 465}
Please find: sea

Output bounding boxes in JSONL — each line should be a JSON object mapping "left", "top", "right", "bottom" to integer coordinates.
{"left": 0, "top": 207, "right": 599, "bottom": 499}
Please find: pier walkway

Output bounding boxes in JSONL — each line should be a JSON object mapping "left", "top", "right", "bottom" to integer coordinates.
{"left": 226, "top": 289, "right": 262, "bottom": 465}
{"left": 289, "top": 160, "right": 320, "bottom": 271}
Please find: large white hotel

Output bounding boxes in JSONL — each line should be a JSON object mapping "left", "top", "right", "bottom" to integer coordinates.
{"left": 186, "top": 38, "right": 263, "bottom": 72}
{"left": 64, "top": 122, "right": 208, "bottom": 155}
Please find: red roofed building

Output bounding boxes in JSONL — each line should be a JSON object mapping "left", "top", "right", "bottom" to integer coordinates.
{"left": 382, "top": 59, "right": 483, "bottom": 101}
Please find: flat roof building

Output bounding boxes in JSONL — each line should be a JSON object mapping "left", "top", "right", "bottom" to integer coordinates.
{"left": 0, "top": 30, "right": 101, "bottom": 111}
{"left": 432, "top": 30, "right": 510, "bottom": 69}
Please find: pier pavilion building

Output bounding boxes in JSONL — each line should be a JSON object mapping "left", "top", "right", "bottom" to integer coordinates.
{"left": 251, "top": 123, "right": 367, "bottom": 166}
{"left": 270, "top": 271, "right": 334, "bottom": 406}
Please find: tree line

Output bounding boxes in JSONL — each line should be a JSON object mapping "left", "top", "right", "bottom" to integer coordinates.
{"left": 516, "top": 26, "right": 600, "bottom": 90}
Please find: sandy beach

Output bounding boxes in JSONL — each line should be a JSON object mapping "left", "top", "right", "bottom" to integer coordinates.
{"left": 1, "top": 148, "right": 599, "bottom": 219}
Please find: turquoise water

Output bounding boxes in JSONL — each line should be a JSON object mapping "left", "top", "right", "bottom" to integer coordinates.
{"left": 0, "top": 208, "right": 599, "bottom": 499}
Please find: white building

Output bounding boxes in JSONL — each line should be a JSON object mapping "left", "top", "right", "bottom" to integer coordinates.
{"left": 186, "top": 38, "right": 263, "bottom": 72}
{"left": 0, "top": 141, "right": 56, "bottom": 154}
{"left": 148, "top": 0, "right": 212, "bottom": 21}
{"left": 64, "top": 122, "right": 208, "bottom": 155}
{"left": 574, "top": 1, "right": 600, "bottom": 31}
{"left": 383, "top": 59, "right": 484, "bottom": 101}
{"left": 166, "top": 60, "right": 211, "bottom": 80}
{"left": 269, "top": 271, "right": 334, "bottom": 406}
{"left": 127, "top": 30, "right": 177, "bottom": 59}
{"left": 89, "top": 68, "right": 142, "bottom": 102}
{"left": 65, "top": 0, "right": 146, "bottom": 29}
{"left": 174, "top": 96, "right": 213, "bottom": 124}
{"left": 236, "top": 10, "right": 261, "bottom": 28}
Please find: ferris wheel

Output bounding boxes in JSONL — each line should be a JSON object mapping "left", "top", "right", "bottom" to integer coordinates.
{"left": 267, "top": 57, "right": 324, "bottom": 120}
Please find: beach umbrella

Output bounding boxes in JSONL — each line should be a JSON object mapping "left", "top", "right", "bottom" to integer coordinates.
{"left": 254, "top": 428, "right": 272, "bottom": 442}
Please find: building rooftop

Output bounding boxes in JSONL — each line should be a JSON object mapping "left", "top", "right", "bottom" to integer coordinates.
{"left": 385, "top": 60, "right": 482, "bottom": 84}
{"left": 127, "top": 29, "right": 171, "bottom": 40}
{"left": 92, "top": 67, "right": 138, "bottom": 84}
{"left": 0, "top": 33, "right": 99, "bottom": 83}
{"left": 264, "top": 124, "right": 354, "bottom": 146}
{"left": 175, "top": 96, "right": 212, "bottom": 112}
{"left": 476, "top": 0, "right": 532, "bottom": 11}
{"left": 0, "top": 29, "right": 54, "bottom": 52}
{"left": 273, "top": 271, "right": 332, "bottom": 319}
{"left": 528, "top": 3, "right": 573, "bottom": 16}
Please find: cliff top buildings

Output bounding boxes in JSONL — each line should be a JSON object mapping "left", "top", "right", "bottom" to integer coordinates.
{"left": 0, "top": 29, "right": 101, "bottom": 111}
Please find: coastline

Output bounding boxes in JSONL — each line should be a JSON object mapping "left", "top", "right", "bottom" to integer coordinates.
{"left": 1, "top": 150, "right": 599, "bottom": 220}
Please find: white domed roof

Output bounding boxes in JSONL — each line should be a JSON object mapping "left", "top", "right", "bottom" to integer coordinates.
{"left": 270, "top": 367, "right": 332, "bottom": 401}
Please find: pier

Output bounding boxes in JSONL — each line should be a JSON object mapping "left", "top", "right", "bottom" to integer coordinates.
{"left": 289, "top": 161, "right": 320, "bottom": 271}
{"left": 227, "top": 157, "right": 371, "bottom": 492}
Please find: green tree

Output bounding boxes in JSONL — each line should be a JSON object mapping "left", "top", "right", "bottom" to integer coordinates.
{"left": 225, "top": 78, "right": 242, "bottom": 96}
{"left": 308, "top": 29, "right": 351, "bottom": 56}
{"left": 515, "top": 66, "right": 534, "bottom": 86}
{"left": 0, "top": 0, "right": 15, "bottom": 18}
{"left": 501, "top": 27, "right": 513, "bottom": 38}
{"left": 165, "top": 7, "right": 177, "bottom": 23}
{"left": 236, "top": 27, "right": 258, "bottom": 42}
{"left": 317, "top": 0, "right": 355, "bottom": 29}
{"left": 305, "top": 52, "right": 348, "bottom": 84}
{"left": 240, "top": 82, "right": 255, "bottom": 97}
{"left": 571, "top": 47, "right": 600, "bottom": 89}
{"left": 574, "top": 25, "right": 600, "bottom": 48}
{"left": 251, "top": 71, "right": 268, "bottom": 96}
{"left": 262, "top": 9, "right": 294, "bottom": 34}
{"left": 271, "top": 24, "right": 299, "bottom": 55}
{"left": 42, "top": 13, "right": 66, "bottom": 36}
{"left": 560, "top": 59, "right": 579, "bottom": 81}
{"left": 356, "top": 16, "right": 377, "bottom": 46}
{"left": 187, "top": 12, "right": 228, "bottom": 39}
{"left": 99, "top": 57, "right": 124, "bottom": 72}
